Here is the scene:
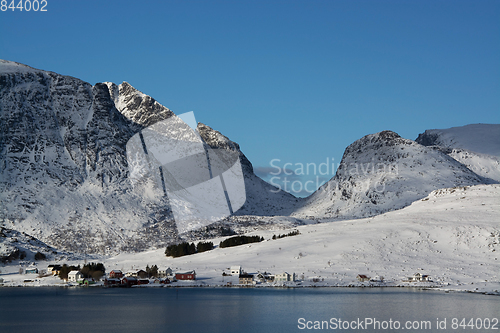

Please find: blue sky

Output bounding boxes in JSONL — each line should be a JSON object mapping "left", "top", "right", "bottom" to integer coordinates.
{"left": 1, "top": 0, "right": 499, "bottom": 197}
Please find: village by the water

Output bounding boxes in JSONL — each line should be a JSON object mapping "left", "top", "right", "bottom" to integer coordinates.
{"left": 0, "top": 263, "right": 434, "bottom": 288}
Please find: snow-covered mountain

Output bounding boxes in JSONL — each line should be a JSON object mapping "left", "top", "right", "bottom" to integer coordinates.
{"left": 416, "top": 124, "right": 500, "bottom": 182}
{"left": 1, "top": 60, "right": 496, "bottom": 256}
{"left": 0, "top": 60, "right": 296, "bottom": 254}
{"left": 292, "top": 130, "right": 488, "bottom": 219}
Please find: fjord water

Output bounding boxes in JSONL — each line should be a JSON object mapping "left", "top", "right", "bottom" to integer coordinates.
{"left": 0, "top": 287, "right": 497, "bottom": 333}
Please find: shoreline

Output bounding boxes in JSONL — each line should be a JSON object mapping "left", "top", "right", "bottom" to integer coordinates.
{"left": 1, "top": 280, "right": 498, "bottom": 296}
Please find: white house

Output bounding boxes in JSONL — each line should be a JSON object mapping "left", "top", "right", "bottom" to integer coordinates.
{"left": 158, "top": 267, "right": 173, "bottom": 278}
{"left": 125, "top": 270, "right": 140, "bottom": 277}
{"left": 68, "top": 270, "right": 83, "bottom": 282}
{"left": 275, "top": 272, "right": 296, "bottom": 282}
{"left": 407, "top": 272, "right": 431, "bottom": 282}
{"left": 230, "top": 266, "right": 241, "bottom": 276}
{"left": 370, "top": 276, "right": 384, "bottom": 282}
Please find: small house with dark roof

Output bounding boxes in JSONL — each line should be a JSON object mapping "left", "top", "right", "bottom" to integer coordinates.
{"left": 47, "top": 265, "right": 62, "bottom": 275}
{"left": 356, "top": 274, "right": 370, "bottom": 282}
{"left": 239, "top": 273, "right": 254, "bottom": 285}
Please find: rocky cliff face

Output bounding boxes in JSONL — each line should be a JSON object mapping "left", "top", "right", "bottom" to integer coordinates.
{"left": 292, "top": 131, "right": 486, "bottom": 219}
{"left": 0, "top": 60, "right": 296, "bottom": 254}
{"left": 0, "top": 60, "right": 176, "bottom": 254}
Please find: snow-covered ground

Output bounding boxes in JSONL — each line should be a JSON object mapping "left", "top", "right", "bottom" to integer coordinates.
{"left": 2, "top": 184, "right": 498, "bottom": 295}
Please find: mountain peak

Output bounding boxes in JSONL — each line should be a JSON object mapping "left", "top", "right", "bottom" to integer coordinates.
{"left": 294, "top": 129, "right": 483, "bottom": 219}
{"left": 0, "top": 59, "right": 40, "bottom": 74}
{"left": 105, "top": 81, "right": 174, "bottom": 127}
{"left": 378, "top": 130, "right": 401, "bottom": 140}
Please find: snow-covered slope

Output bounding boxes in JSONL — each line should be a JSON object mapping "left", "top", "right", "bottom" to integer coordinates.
{"left": 19, "top": 184, "right": 491, "bottom": 293}
{"left": 416, "top": 124, "right": 500, "bottom": 182}
{"left": 0, "top": 60, "right": 296, "bottom": 254}
{"left": 416, "top": 124, "right": 500, "bottom": 156}
{"left": 292, "top": 131, "right": 486, "bottom": 219}
{"left": 438, "top": 148, "right": 500, "bottom": 183}
{"left": 0, "top": 227, "right": 71, "bottom": 263}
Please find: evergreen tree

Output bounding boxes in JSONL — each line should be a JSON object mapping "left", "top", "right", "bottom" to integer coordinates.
{"left": 197, "top": 241, "right": 214, "bottom": 253}
{"left": 165, "top": 242, "right": 197, "bottom": 258}
{"left": 219, "top": 235, "right": 263, "bottom": 248}
{"left": 34, "top": 252, "right": 46, "bottom": 260}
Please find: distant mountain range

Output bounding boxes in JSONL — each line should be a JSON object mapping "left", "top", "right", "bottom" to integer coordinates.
{"left": 1, "top": 60, "right": 498, "bottom": 255}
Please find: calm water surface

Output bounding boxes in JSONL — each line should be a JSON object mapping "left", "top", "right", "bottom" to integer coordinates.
{"left": 0, "top": 287, "right": 498, "bottom": 332}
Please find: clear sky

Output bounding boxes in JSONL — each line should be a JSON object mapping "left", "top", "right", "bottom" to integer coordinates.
{"left": 1, "top": 0, "right": 499, "bottom": 197}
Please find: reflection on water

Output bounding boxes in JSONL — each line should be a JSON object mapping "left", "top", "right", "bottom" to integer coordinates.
{"left": 0, "top": 287, "right": 498, "bottom": 333}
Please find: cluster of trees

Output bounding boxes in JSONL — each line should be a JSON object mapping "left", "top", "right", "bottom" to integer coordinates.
{"left": 58, "top": 262, "right": 105, "bottom": 280}
{"left": 197, "top": 241, "right": 214, "bottom": 253}
{"left": 272, "top": 230, "right": 300, "bottom": 240}
{"left": 165, "top": 242, "right": 196, "bottom": 258}
{"left": 145, "top": 264, "right": 159, "bottom": 278}
{"left": 165, "top": 241, "right": 214, "bottom": 258}
{"left": 219, "top": 235, "right": 263, "bottom": 248}
{"left": 80, "top": 263, "right": 105, "bottom": 280}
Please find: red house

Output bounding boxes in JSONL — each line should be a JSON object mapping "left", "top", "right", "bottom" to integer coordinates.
{"left": 137, "top": 279, "right": 149, "bottom": 285}
{"left": 175, "top": 270, "right": 196, "bottom": 280}
{"left": 104, "top": 278, "right": 120, "bottom": 286}
{"left": 121, "top": 277, "right": 138, "bottom": 287}
{"left": 109, "top": 270, "right": 123, "bottom": 279}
